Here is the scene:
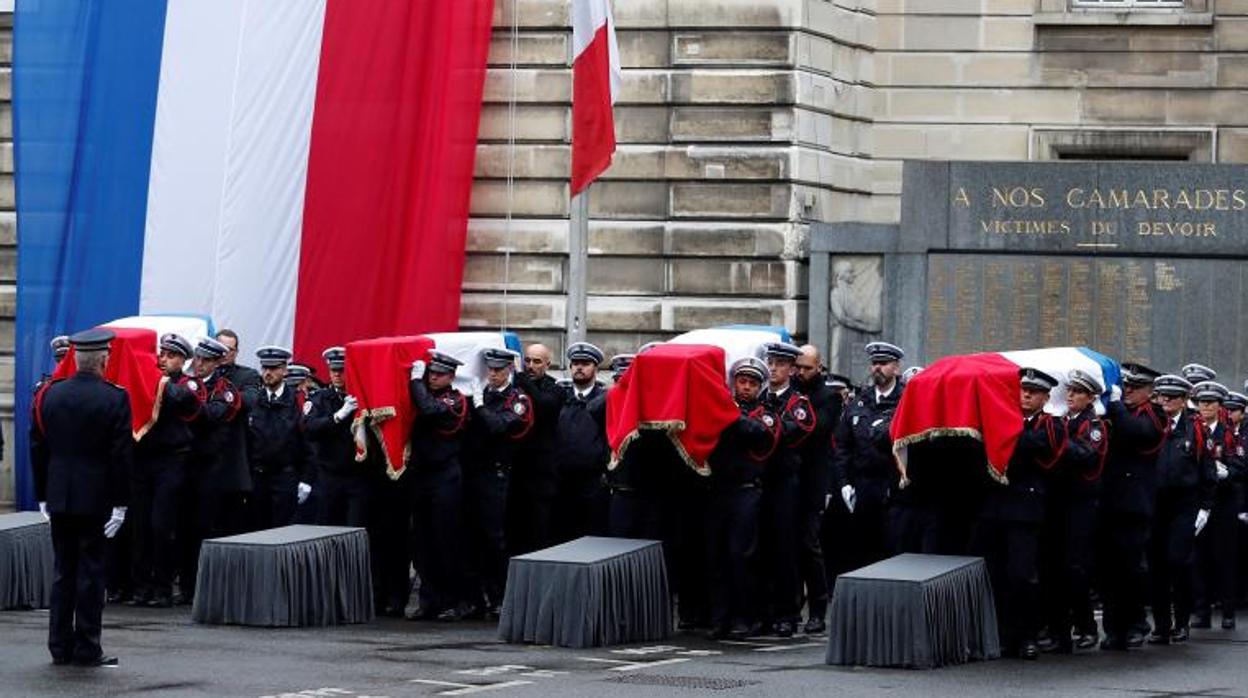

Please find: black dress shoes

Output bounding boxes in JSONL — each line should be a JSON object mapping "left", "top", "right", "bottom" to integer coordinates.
{"left": 1018, "top": 641, "right": 1040, "bottom": 660}
{"left": 1170, "top": 626, "right": 1189, "bottom": 643}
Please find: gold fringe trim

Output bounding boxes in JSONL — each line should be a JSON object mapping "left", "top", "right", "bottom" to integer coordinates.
{"left": 609, "top": 419, "right": 712, "bottom": 477}
{"left": 132, "top": 376, "right": 169, "bottom": 442}
{"left": 891, "top": 426, "right": 1009, "bottom": 485}
{"left": 350, "top": 406, "right": 411, "bottom": 481}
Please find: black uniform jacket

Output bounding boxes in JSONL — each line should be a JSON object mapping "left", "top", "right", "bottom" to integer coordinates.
{"left": 32, "top": 373, "right": 134, "bottom": 515}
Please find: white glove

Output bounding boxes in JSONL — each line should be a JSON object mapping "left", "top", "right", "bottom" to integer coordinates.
{"left": 410, "top": 360, "right": 426, "bottom": 381}
{"left": 297, "top": 482, "right": 312, "bottom": 505}
{"left": 824, "top": 493, "right": 832, "bottom": 509}
{"left": 103, "top": 507, "right": 127, "bottom": 539}
{"left": 334, "top": 395, "right": 358, "bottom": 423}
{"left": 1110, "top": 384, "right": 1123, "bottom": 402}
{"left": 1195, "top": 508, "right": 1210, "bottom": 535}
{"left": 1217, "top": 461, "right": 1230, "bottom": 481}
{"left": 841, "top": 484, "right": 857, "bottom": 513}
{"left": 38, "top": 502, "right": 49, "bottom": 522}
{"left": 472, "top": 380, "right": 485, "bottom": 409}
{"left": 1239, "top": 513, "right": 1248, "bottom": 525}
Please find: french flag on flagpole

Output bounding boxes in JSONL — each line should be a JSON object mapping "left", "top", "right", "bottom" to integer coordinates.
{"left": 571, "top": 0, "right": 622, "bottom": 196}
{"left": 12, "top": 0, "right": 493, "bottom": 509}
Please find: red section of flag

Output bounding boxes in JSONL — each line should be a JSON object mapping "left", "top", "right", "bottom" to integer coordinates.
{"left": 53, "top": 327, "right": 167, "bottom": 440}
{"left": 606, "top": 343, "right": 740, "bottom": 474}
{"left": 294, "top": 0, "right": 494, "bottom": 363}
{"left": 344, "top": 335, "right": 435, "bottom": 480}
{"left": 571, "top": 23, "right": 616, "bottom": 197}
{"left": 890, "top": 352, "right": 1024, "bottom": 479}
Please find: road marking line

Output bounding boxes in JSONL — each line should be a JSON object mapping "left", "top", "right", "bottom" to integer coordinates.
{"left": 577, "top": 657, "right": 692, "bottom": 672}
{"left": 716, "top": 640, "right": 773, "bottom": 647}
{"left": 753, "top": 642, "right": 823, "bottom": 652}
{"left": 409, "top": 679, "right": 534, "bottom": 695}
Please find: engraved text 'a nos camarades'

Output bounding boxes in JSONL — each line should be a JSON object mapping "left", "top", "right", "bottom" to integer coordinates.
{"left": 956, "top": 185, "right": 1248, "bottom": 240}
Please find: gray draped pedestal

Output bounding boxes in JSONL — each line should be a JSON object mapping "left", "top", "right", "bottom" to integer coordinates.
{"left": 192, "top": 525, "right": 373, "bottom": 627}
{"left": 0, "top": 512, "right": 54, "bottom": 610}
{"left": 826, "top": 553, "right": 999, "bottom": 669}
{"left": 499, "top": 536, "right": 671, "bottom": 648}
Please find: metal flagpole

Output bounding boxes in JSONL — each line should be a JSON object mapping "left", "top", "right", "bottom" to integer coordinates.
{"left": 565, "top": 189, "right": 589, "bottom": 346}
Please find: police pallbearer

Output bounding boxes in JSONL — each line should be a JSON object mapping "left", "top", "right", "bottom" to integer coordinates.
{"left": 972, "top": 368, "right": 1065, "bottom": 660}
{"left": 705, "top": 357, "right": 780, "bottom": 640}
{"left": 832, "top": 342, "right": 905, "bottom": 572}
{"left": 303, "top": 347, "right": 367, "bottom": 527}
{"left": 128, "top": 334, "right": 202, "bottom": 607}
{"left": 1098, "top": 362, "right": 1167, "bottom": 650}
{"left": 1191, "top": 381, "right": 1242, "bottom": 630}
{"left": 178, "top": 338, "right": 244, "bottom": 604}
{"left": 1039, "top": 369, "right": 1107, "bottom": 653}
{"left": 407, "top": 351, "right": 470, "bottom": 620}
{"left": 1147, "top": 374, "right": 1217, "bottom": 644}
{"left": 463, "top": 348, "right": 533, "bottom": 617}
{"left": 32, "top": 329, "right": 133, "bottom": 667}
{"left": 759, "top": 342, "right": 817, "bottom": 637}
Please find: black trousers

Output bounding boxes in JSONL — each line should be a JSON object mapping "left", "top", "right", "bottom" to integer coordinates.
{"left": 132, "top": 452, "right": 187, "bottom": 598}
{"left": 463, "top": 465, "right": 509, "bottom": 609}
{"left": 317, "top": 470, "right": 369, "bottom": 527}
{"left": 706, "top": 486, "right": 760, "bottom": 630}
{"left": 760, "top": 467, "right": 800, "bottom": 624}
{"left": 674, "top": 481, "right": 710, "bottom": 626}
{"left": 369, "top": 470, "right": 413, "bottom": 612}
{"left": 972, "top": 517, "right": 1041, "bottom": 650}
{"left": 178, "top": 461, "right": 220, "bottom": 599}
{"left": 1098, "top": 510, "right": 1151, "bottom": 640}
{"left": 1194, "top": 484, "right": 1240, "bottom": 618}
{"left": 248, "top": 468, "right": 297, "bottom": 531}
{"left": 409, "top": 466, "right": 462, "bottom": 614}
{"left": 49, "top": 514, "right": 108, "bottom": 663}
{"left": 608, "top": 488, "right": 665, "bottom": 540}
{"left": 1149, "top": 490, "right": 1198, "bottom": 634}
{"left": 1042, "top": 495, "right": 1099, "bottom": 640}
{"left": 553, "top": 471, "right": 607, "bottom": 544}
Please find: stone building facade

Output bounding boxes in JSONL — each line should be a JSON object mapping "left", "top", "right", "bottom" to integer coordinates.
{"left": 5, "top": 0, "right": 1248, "bottom": 501}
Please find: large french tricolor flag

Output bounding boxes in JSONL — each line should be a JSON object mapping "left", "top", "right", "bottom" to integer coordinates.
{"left": 12, "top": 0, "right": 493, "bottom": 509}
{"left": 571, "top": 0, "right": 621, "bottom": 196}
{"left": 891, "top": 347, "right": 1121, "bottom": 481}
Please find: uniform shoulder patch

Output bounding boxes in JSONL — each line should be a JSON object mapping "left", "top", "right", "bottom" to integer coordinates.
{"left": 1090, "top": 428, "right": 1102, "bottom": 443}
{"left": 186, "top": 379, "right": 198, "bottom": 392}
{"left": 794, "top": 407, "right": 808, "bottom": 421}
{"left": 762, "top": 414, "right": 776, "bottom": 428}
{"left": 512, "top": 400, "right": 528, "bottom": 415}
{"left": 303, "top": 400, "right": 313, "bottom": 416}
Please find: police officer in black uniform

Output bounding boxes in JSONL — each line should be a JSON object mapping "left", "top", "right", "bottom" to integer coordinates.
{"left": 463, "top": 348, "right": 533, "bottom": 616}
{"left": 510, "top": 343, "right": 562, "bottom": 554}
{"left": 972, "top": 367, "right": 1065, "bottom": 660}
{"left": 34, "top": 336, "right": 70, "bottom": 396}
{"left": 832, "top": 342, "right": 905, "bottom": 572}
{"left": 1098, "top": 362, "right": 1167, "bottom": 650}
{"left": 304, "top": 346, "right": 367, "bottom": 527}
{"left": 706, "top": 357, "right": 780, "bottom": 640}
{"left": 178, "top": 337, "right": 244, "bottom": 604}
{"left": 793, "top": 345, "right": 840, "bottom": 634}
{"left": 245, "top": 346, "right": 309, "bottom": 530}
{"left": 32, "top": 329, "right": 133, "bottom": 667}
{"left": 553, "top": 342, "right": 609, "bottom": 542}
{"left": 758, "top": 342, "right": 816, "bottom": 637}
{"left": 1041, "top": 369, "right": 1108, "bottom": 653}
{"left": 1148, "top": 374, "right": 1217, "bottom": 645}
{"left": 129, "top": 334, "right": 201, "bottom": 607}
{"left": 1191, "top": 381, "right": 1242, "bottom": 629}
{"left": 407, "top": 351, "right": 471, "bottom": 620}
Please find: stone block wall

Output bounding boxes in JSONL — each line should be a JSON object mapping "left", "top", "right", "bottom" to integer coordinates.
{"left": 463, "top": 0, "right": 882, "bottom": 361}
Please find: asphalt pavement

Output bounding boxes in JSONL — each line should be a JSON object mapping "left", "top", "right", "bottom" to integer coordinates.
{"left": 2, "top": 605, "right": 1247, "bottom": 698}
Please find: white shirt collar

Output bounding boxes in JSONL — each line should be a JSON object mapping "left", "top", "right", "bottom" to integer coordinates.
{"left": 268, "top": 383, "right": 286, "bottom": 400}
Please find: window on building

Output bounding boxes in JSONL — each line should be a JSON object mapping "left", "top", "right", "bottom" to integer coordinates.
{"left": 1071, "top": 0, "right": 1184, "bottom": 8}
{"left": 1032, "top": 129, "right": 1213, "bottom": 162}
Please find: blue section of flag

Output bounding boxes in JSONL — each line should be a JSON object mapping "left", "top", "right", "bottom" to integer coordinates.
{"left": 1077, "top": 346, "right": 1122, "bottom": 406}
{"left": 13, "top": 0, "right": 168, "bottom": 509}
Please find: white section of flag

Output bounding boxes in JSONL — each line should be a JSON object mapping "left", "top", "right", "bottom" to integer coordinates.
{"left": 139, "top": 0, "right": 327, "bottom": 352}
{"left": 571, "top": 0, "right": 621, "bottom": 103}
